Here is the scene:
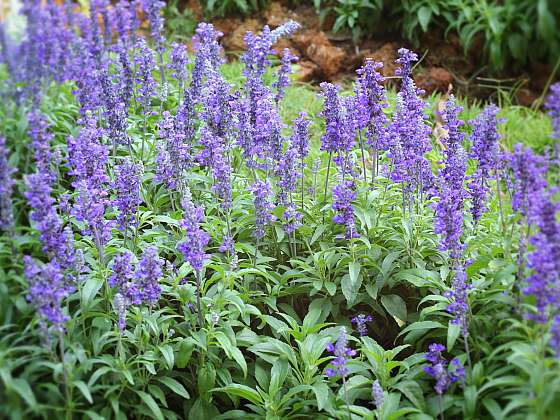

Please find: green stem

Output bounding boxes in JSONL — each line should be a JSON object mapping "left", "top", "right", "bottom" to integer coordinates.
{"left": 195, "top": 270, "right": 204, "bottom": 328}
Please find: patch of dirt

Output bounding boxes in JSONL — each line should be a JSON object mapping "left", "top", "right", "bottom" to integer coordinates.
{"left": 417, "top": 67, "right": 454, "bottom": 95}
{"left": 292, "top": 30, "right": 346, "bottom": 78}
{"left": 220, "top": 18, "right": 260, "bottom": 51}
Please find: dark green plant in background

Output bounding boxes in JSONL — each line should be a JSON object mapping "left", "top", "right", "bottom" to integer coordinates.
{"left": 202, "top": 0, "right": 270, "bottom": 18}
{"left": 314, "top": 0, "right": 384, "bottom": 43}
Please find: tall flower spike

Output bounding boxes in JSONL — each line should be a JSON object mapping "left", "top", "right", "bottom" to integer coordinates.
{"left": 355, "top": 59, "right": 389, "bottom": 151}
{"left": 136, "top": 246, "right": 164, "bottom": 306}
{"left": 139, "top": 0, "right": 166, "bottom": 53}
{"left": 371, "top": 380, "right": 384, "bottom": 409}
{"left": 325, "top": 327, "right": 356, "bottom": 378}
{"left": 113, "top": 158, "right": 142, "bottom": 231}
{"left": 387, "top": 49, "right": 433, "bottom": 200}
{"left": 168, "top": 42, "right": 189, "bottom": 91}
{"left": 467, "top": 105, "right": 501, "bottom": 222}
{"left": 250, "top": 180, "right": 276, "bottom": 241}
{"left": 545, "top": 82, "right": 560, "bottom": 141}
{"left": 133, "top": 37, "right": 157, "bottom": 111}
{"left": 507, "top": 144, "right": 548, "bottom": 223}
{"left": 109, "top": 250, "right": 142, "bottom": 305}
{"left": 273, "top": 48, "right": 298, "bottom": 104}
{"left": 351, "top": 314, "right": 373, "bottom": 337}
{"left": 24, "top": 256, "right": 70, "bottom": 333}
{"left": 0, "top": 136, "right": 16, "bottom": 232}
{"left": 524, "top": 195, "right": 560, "bottom": 326}
{"left": 332, "top": 180, "right": 359, "bottom": 240}
{"left": 424, "top": 343, "right": 465, "bottom": 395}
{"left": 155, "top": 110, "right": 193, "bottom": 191}
{"left": 434, "top": 97, "right": 467, "bottom": 261}
{"left": 177, "top": 187, "right": 210, "bottom": 273}
{"left": 191, "top": 23, "right": 224, "bottom": 97}
{"left": 28, "top": 111, "right": 56, "bottom": 181}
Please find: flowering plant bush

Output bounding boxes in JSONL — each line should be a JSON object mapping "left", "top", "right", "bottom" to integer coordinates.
{"left": 0, "top": 1, "right": 559, "bottom": 419}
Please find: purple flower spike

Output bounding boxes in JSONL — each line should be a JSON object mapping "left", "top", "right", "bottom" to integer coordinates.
{"left": 386, "top": 49, "right": 433, "bottom": 200}
{"left": 371, "top": 380, "right": 384, "bottom": 408}
{"left": 351, "top": 314, "right": 373, "bottom": 336}
{"left": 136, "top": 246, "right": 164, "bottom": 306}
{"left": 545, "top": 82, "right": 560, "bottom": 141}
{"left": 507, "top": 144, "right": 548, "bottom": 223}
{"left": 177, "top": 188, "right": 210, "bottom": 273}
{"left": 325, "top": 327, "right": 356, "bottom": 378}
{"left": 24, "top": 256, "right": 71, "bottom": 333}
{"left": 467, "top": 105, "right": 502, "bottom": 222}
{"left": 332, "top": 180, "right": 359, "bottom": 240}
{"left": 355, "top": 59, "right": 389, "bottom": 151}
{"left": 250, "top": 180, "right": 276, "bottom": 241}
{"left": 424, "top": 343, "right": 465, "bottom": 395}
{"left": 273, "top": 48, "right": 298, "bottom": 103}
{"left": 139, "top": 0, "right": 166, "bottom": 53}
{"left": 434, "top": 96, "right": 468, "bottom": 261}
{"left": 113, "top": 158, "right": 143, "bottom": 231}
{"left": 0, "top": 136, "right": 16, "bottom": 231}
{"left": 524, "top": 195, "right": 560, "bottom": 325}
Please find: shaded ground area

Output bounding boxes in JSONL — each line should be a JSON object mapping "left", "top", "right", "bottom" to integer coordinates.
{"left": 186, "top": 0, "right": 556, "bottom": 106}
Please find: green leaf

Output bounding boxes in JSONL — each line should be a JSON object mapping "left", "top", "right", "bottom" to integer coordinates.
{"left": 74, "top": 380, "right": 93, "bottom": 404}
{"left": 341, "top": 261, "right": 363, "bottom": 305}
{"left": 176, "top": 338, "right": 195, "bottom": 369}
{"left": 156, "top": 377, "right": 190, "bottom": 400}
{"left": 381, "top": 294, "right": 407, "bottom": 326}
{"left": 10, "top": 378, "right": 37, "bottom": 408}
{"left": 214, "top": 384, "right": 263, "bottom": 405}
{"left": 135, "top": 390, "right": 164, "bottom": 420}
{"left": 312, "top": 382, "right": 330, "bottom": 411}
{"left": 310, "top": 225, "right": 326, "bottom": 245}
{"left": 269, "top": 357, "right": 289, "bottom": 396}
{"left": 398, "top": 321, "right": 445, "bottom": 338}
{"left": 417, "top": 6, "right": 432, "bottom": 32}
{"left": 393, "top": 381, "right": 425, "bottom": 411}
{"left": 447, "top": 322, "right": 460, "bottom": 351}
{"left": 159, "top": 345, "right": 174, "bottom": 370}
{"left": 81, "top": 275, "right": 103, "bottom": 308}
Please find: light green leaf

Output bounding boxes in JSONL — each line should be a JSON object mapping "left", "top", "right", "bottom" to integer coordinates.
{"left": 381, "top": 294, "right": 407, "bottom": 326}
{"left": 74, "top": 380, "right": 93, "bottom": 404}
{"left": 10, "top": 378, "right": 36, "bottom": 408}
{"left": 159, "top": 345, "right": 174, "bottom": 370}
{"left": 214, "top": 384, "right": 264, "bottom": 405}
{"left": 417, "top": 6, "right": 432, "bottom": 31}
{"left": 447, "top": 322, "right": 461, "bottom": 351}
{"left": 135, "top": 390, "right": 164, "bottom": 420}
{"left": 156, "top": 377, "right": 190, "bottom": 400}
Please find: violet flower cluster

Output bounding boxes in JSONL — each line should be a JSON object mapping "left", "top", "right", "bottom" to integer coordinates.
{"left": 332, "top": 180, "right": 359, "bottom": 240}
{"left": 424, "top": 343, "right": 465, "bottom": 395}
{"left": 387, "top": 48, "right": 433, "bottom": 201}
{"left": 355, "top": 59, "right": 389, "bottom": 154}
{"left": 250, "top": 180, "right": 276, "bottom": 241}
{"left": 524, "top": 195, "right": 560, "bottom": 329}
{"left": 67, "top": 115, "right": 112, "bottom": 249}
{"left": 434, "top": 97, "right": 467, "bottom": 261}
{"left": 155, "top": 109, "right": 193, "bottom": 191}
{"left": 177, "top": 188, "right": 210, "bottom": 273}
{"left": 545, "top": 82, "right": 560, "bottom": 140}
{"left": 325, "top": 327, "right": 356, "bottom": 378}
{"left": 507, "top": 144, "right": 548, "bottom": 223}
{"left": 351, "top": 314, "right": 373, "bottom": 336}
{"left": 0, "top": 136, "right": 16, "bottom": 231}
{"left": 109, "top": 247, "right": 164, "bottom": 330}
{"left": 273, "top": 48, "right": 298, "bottom": 104}
{"left": 113, "top": 158, "right": 142, "bottom": 231}
{"left": 467, "top": 105, "right": 501, "bottom": 222}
